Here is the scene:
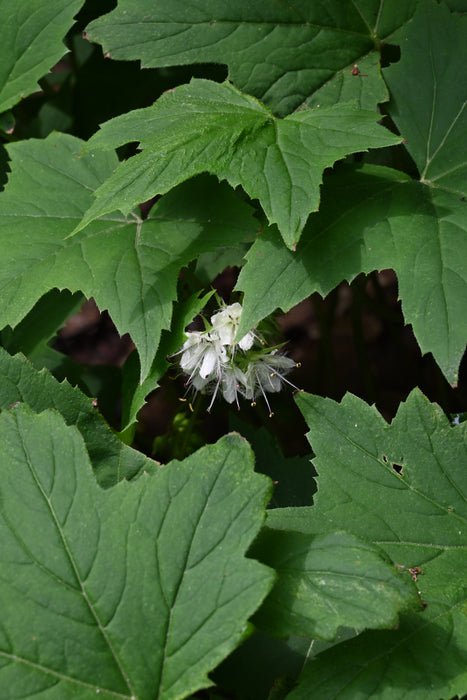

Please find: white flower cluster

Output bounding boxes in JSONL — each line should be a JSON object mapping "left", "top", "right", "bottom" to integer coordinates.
{"left": 174, "top": 302, "right": 300, "bottom": 415}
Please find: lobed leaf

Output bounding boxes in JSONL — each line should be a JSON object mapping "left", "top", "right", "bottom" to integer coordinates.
{"left": 85, "top": 0, "right": 419, "bottom": 116}
{"left": 235, "top": 164, "right": 467, "bottom": 383}
{"left": 0, "top": 407, "right": 274, "bottom": 699}
{"left": 268, "top": 389, "right": 467, "bottom": 698}
{"left": 77, "top": 79, "right": 401, "bottom": 248}
{"left": 0, "top": 133, "right": 256, "bottom": 380}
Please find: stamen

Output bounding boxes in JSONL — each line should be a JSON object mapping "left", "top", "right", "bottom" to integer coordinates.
{"left": 264, "top": 363, "right": 301, "bottom": 392}
{"left": 234, "top": 382, "right": 241, "bottom": 411}
{"left": 255, "top": 368, "right": 273, "bottom": 416}
{"left": 207, "top": 376, "right": 222, "bottom": 413}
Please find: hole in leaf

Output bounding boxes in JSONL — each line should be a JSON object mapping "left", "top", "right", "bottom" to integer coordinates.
{"left": 392, "top": 463, "right": 404, "bottom": 475}
{"left": 382, "top": 455, "right": 388, "bottom": 463}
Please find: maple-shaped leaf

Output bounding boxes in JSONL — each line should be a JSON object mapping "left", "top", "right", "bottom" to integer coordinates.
{"left": 269, "top": 389, "right": 467, "bottom": 699}
{"left": 0, "top": 133, "right": 256, "bottom": 380}
{"left": 75, "top": 79, "right": 400, "bottom": 249}
{"left": 0, "top": 406, "right": 274, "bottom": 699}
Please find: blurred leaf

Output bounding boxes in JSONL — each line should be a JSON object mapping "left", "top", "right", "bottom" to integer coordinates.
{"left": 0, "top": 109, "right": 15, "bottom": 133}
{"left": 213, "top": 631, "right": 312, "bottom": 700}
{"left": 77, "top": 79, "right": 401, "bottom": 248}
{"left": 195, "top": 246, "right": 249, "bottom": 287}
{"left": 0, "top": 0, "right": 84, "bottom": 113}
{"left": 86, "top": 0, "right": 419, "bottom": 115}
{"left": 268, "top": 389, "right": 467, "bottom": 699}
{"left": 0, "top": 409, "right": 274, "bottom": 698}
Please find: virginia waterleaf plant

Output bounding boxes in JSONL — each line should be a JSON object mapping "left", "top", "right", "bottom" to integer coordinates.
{"left": 0, "top": 1, "right": 466, "bottom": 699}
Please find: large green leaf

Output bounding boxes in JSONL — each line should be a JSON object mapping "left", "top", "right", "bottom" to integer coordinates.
{"left": 268, "top": 389, "right": 467, "bottom": 699}
{"left": 0, "top": 347, "right": 153, "bottom": 487}
{"left": 0, "top": 133, "right": 257, "bottom": 380}
{"left": 85, "top": 0, "right": 419, "bottom": 116}
{"left": 384, "top": 0, "right": 467, "bottom": 196}
{"left": 0, "top": 407, "right": 274, "bottom": 699}
{"left": 235, "top": 164, "right": 467, "bottom": 383}
{"left": 0, "top": 0, "right": 84, "bottom": 113}
{"left": 251, "top": 530, "right": 421, "bottom": 641}
{"left": 235, "top": 3, "right": 467, "bottom": 383}
{"left": 76, "top": 79, "right": 401, "bottom": 248}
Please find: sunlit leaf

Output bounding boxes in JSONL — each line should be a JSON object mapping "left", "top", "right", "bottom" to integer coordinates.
{"left": 86, "top": 0, "right": 418, "bottom": 115}
{"left": 76, "top": 79, "right": 400, "bottom": 248}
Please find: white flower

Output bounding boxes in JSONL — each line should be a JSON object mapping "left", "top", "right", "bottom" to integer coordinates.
{"left": 211, "top": 302, "right": 255, "bottom": 350}
{"left": 220, "top": 365, "right": 246, "bottom": 407}
{"left": 179, "top": 331, "right": 227, "bottom": 383}
{"left": 238, "top": 331, "right": 255, "bottom": 351}
{"left": 241, "top": 351, "right": 299, "bottom": 416}
{"left": 172, "top": 301, "right": 300, "bottom": 414}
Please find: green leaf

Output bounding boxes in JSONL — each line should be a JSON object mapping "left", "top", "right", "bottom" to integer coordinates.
{"left": 0, "top": 109, "right": 15, "bottom": 134}
{"left": 287, "top": 596, "right": 467, "bottom": 700}
{"left": 119, "top": 289, "right": 216, "bottom": 436}
{"left": 0, "top": 347, "right": 153, "bottom": 487}
{"left": 1, "top": 288, "right": 84, "bottom": 358}
{"left": 77, "top": 79, "right": 401, "bottom": 248}
{"left": 384, "top": 0, "right": 467, "bottom": 195}
{"left": 229, "top": 415, "right": 316, "bottom": 508}
{"left": 383, "top": 2, "right": 467, "bottom": 382}
{"left": 235, "top": 164, "right": 467, "bottom": 383}
{"left": 251, "top": 530, "right": 421, "bottom": 641}
{"left": 305, "top": 51, "right": 389, "bottom": 111}
{"left": 268, "top": 389, "right": 467, "bottom": 698}
{"left": 0, "top": 133, "right": 256, "bottom": 380}
{"left": 0, "top": 407, "right": 274, "bottom": 699}
{"left": 0, "top": 0, "right": 84, "bottom": 113}
{"left": 214, "top": 631, "right": 313, "bottom": 700}
{"left": 85, "top": 0, "right": 418, "bottom": 115}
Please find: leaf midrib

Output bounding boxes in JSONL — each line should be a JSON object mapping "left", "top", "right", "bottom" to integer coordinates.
{"left": 19, "top": 423, "right": 136, "bottom": 697}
